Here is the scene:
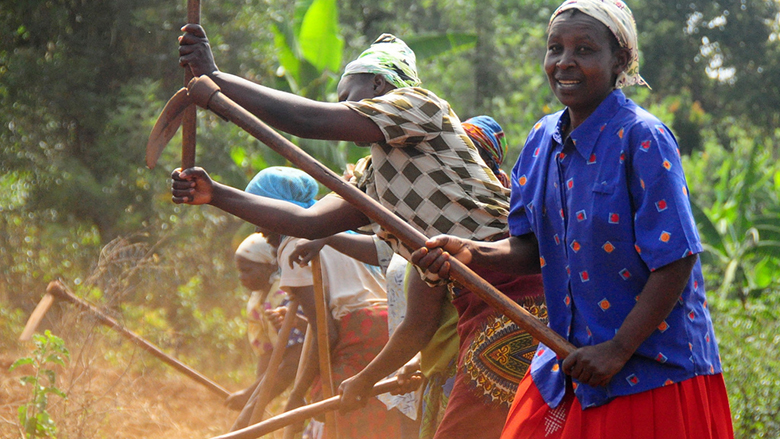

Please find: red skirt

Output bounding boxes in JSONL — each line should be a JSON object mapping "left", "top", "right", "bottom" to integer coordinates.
{"left": 500, "top": 372, "right": 734, "bottom": 439}
{"left": 313, "top": 305, "right": 403, "bottom": 439}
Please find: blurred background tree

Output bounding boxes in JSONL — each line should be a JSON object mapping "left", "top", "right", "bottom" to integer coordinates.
{"left": 1, "top": 0, "right": 778, "bottom": 437}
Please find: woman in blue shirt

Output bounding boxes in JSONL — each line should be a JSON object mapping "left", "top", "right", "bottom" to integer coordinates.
{"left": 412, "top": 1, "right": 734, "bottom": 438}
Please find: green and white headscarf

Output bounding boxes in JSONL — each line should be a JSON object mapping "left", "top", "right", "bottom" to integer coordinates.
{"left": 342, "top": 33, "right": 421, "bottom": 89}
{"left": 550, "top": 0, "right": 649, "bottom": 88}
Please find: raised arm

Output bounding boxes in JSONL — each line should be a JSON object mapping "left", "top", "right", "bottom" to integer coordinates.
{"left": 171, "top": 167, "right": 370, "bottom": 239}
{"left": 178, "top": 24, "right": 384, "bottom": 143}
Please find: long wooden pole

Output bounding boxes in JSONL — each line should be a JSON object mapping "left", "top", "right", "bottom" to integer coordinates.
{"left": 231, "top": 300, "right": 301, "bottom": 431}
{"left": 210, "top": 378, "right": 407, "bottom": 439}
{"left": 181, "top": 0, "right": 200, "bottom": 169}
{"left": 46, "top": 280, "right": 230, "bottom": 398}
{"left": 187, "top": 76, "right": 577, "bottom": 359}
{"left": 282, "top": 325, "right": 314, "bottom": 439}
{"left": 311, "top": 255, "right": 339, "bottom": 439}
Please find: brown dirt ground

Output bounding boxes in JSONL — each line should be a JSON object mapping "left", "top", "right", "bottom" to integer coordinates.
{"left": 0, "top": 349, "right": 240, "bottom": 439}
{"left": 0, "top": 343, "right": 290, "bottom": 439}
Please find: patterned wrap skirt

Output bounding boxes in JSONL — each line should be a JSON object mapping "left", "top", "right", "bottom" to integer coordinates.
{"left": 432, "top": 267, "right": 546, "bottom": 439}
{"left": 312, "top": 305, "right": 403, "bottom": 439}
{"left": 419, "top": 358, "right": 457, "bottom": 439}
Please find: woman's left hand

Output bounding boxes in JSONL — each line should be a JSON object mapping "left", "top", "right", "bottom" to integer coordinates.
{"left": 561, "top": 339, "right": 632, "bottom": 387}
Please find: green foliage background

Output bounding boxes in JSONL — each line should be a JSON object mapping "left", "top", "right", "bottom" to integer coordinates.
{"left": 1, "top": 1, "right": 779, "bottom": 437}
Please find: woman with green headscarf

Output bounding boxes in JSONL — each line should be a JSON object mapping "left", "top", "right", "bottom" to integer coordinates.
{"left": 175, "top": 27, "right": 544, "bottom": 439}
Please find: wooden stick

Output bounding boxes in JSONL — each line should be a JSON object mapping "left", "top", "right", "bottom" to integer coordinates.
{"left": 19, "top": 292, "right": 56, "bottom": 341}
{"left": 311, "top": 255, "right": 339, "bottom": 439}
{"left": 282, "top": 325, "right": 314, "bottom": 439}
{"left": 293, "top": 324, "right": 314, "bottom": 387}
{"left": 231, "top": 300, "right": 301, "bottom": 431}
{"left": 210, "top": 378, "right": 408, "bottom": 439}
{"left": 45, "top": 280, "right": 230, "bottom": 398}
{"left": 181, "top": 0, "right": 200, "bottom": 169}
{"left": 187, "top": 76, "right": 577, "bottom": 359}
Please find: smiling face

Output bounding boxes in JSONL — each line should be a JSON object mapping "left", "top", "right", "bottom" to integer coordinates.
{"left": 544, "top": 10, "right": 629, "bottom": 128}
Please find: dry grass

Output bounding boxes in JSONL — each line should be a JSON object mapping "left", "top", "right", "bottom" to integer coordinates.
{"left": 0, "top": 238, "right": 294, "bottom": 438}
{"left": 0, "top": 301, "right": 274, "bottom": 439}
{"left": 1, "top": 343, "right": 239, "bottom": 439}
{"left": 0, "top": 305, "right": 299, "bottom": 439}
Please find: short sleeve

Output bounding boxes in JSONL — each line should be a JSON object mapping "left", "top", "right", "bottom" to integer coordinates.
{"left": 373, "top": 235, "right": 395, "bottom": 275}
{"left": 628, "top": 121, "right": 702, "bottom": 271}
{"left": 508, "top": 131, "right": 537, "bottom": 237}
{"left": 342, "top": 88, "right": 446, "bottom": 147}
{"left": 276, "top": 238, "right": 314, "bottom": 289}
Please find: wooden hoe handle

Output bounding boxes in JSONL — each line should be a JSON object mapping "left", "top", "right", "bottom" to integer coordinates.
{"left": 210, "top": 378, "right": 406, "bottom": 439}
{"left": 46, "top": 280, "right": 230, "bottom": 398}
{"left": 186, "top": 76, "right": 576, "bottom": 360}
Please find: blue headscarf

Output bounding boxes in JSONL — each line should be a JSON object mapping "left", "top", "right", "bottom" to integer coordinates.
{"left": 245, "top": 166, "right": 318, "bottom": 208}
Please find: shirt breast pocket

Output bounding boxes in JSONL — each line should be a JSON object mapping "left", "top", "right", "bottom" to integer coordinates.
{"left": 590, "top": 173, "right": 633, "bottom": 243}
{"left": 592, "top": 180, "right": 616, "bottom": 195}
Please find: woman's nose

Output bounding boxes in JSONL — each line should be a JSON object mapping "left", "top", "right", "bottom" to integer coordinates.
{"left": 557, "top": 50, "right": 576, "bottom": 68}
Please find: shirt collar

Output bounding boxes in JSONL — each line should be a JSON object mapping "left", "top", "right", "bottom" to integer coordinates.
{"left": 553, "top": 89, "right": 627, "bottom": 159}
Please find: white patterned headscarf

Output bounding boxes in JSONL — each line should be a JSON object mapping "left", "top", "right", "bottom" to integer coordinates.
{"left": 235, "top": 233, "right": 277, "bottom": 266}
{"left": 342, "top": 33, "right": 421, "bottom": 89}
{"left": 549, "top": 0, "right": 649, "bottom": 88}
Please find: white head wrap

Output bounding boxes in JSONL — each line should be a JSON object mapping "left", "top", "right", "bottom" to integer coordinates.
{"left": 549, "top": 0, "right": 649, "bottom": 89}
{"left": 342, "top": 33, "right": 421, "bottom": 89}
{"left": 235, "top": 233, "right": 277, "bottom": 266}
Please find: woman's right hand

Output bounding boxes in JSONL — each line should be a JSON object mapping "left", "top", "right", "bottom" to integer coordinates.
{"left": 178, "top": 24, "right": 219, "bottom": 77}
{"left": 337, "top": 373, "right": 374, "bottom": 413}
{"left": 224, "top": 387, "right": 252, "bottom": 411}
{"left": 287, "top": 238, "right": 328, "bottom": 268}
{"left": 411, "top": 234, "right": 474, "bottom": 279}
{"left": 264, "top": 306, "right": 287, "bottom": 331}
{"left": 171, "top": 167, "right": 215, "bottom": 205}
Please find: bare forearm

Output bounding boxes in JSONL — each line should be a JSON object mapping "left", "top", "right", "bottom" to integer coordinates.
{"left": 208, "top": 184, "right": 363, "bottom": 239}
{"left": 207, "top": 72, "right": 337, "bottom": 138}
{"left": 357, "top": 279, "right": 444, "bottom": 384}
{"left": 356, "top": 316, "right": 437, "bottom": 384}
{"left": 324, "top": 233, "right": 379, "bottom": 266}
{"left": 289, "top": 340, "right": 319, "bottom": 399}
{"left": 470, "top": 234, "right": 541, "bottom": 276}
{"left": 268, "top": 346, "right": 303, "bottom": 399}
{"left": 612, "top": 255, "right": 697, "bottom": 355}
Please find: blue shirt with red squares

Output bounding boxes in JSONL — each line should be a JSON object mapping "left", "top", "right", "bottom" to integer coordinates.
{"left": 509, "top": 90, "right": 722, "bottom": 409}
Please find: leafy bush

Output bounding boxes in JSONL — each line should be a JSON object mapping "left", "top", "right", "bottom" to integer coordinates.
{"left": 710, "top": 292, "right": 780, "bottom": 438}
{"left": 10, "top": 330, "right": 70, "bottom": 439}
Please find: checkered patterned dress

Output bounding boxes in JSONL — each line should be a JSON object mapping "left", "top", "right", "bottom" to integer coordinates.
{"left": 344, "top": 87, "right": 510, "bottom": 260}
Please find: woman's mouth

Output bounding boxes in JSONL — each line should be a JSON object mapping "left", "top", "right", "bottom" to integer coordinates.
{"left": 557, "top": 79, "right": 581, "bottom": 87}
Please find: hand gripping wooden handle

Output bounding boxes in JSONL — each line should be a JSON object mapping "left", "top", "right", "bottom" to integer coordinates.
{"left": 186, "top": 75, "right": 576, "bottom": 360}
